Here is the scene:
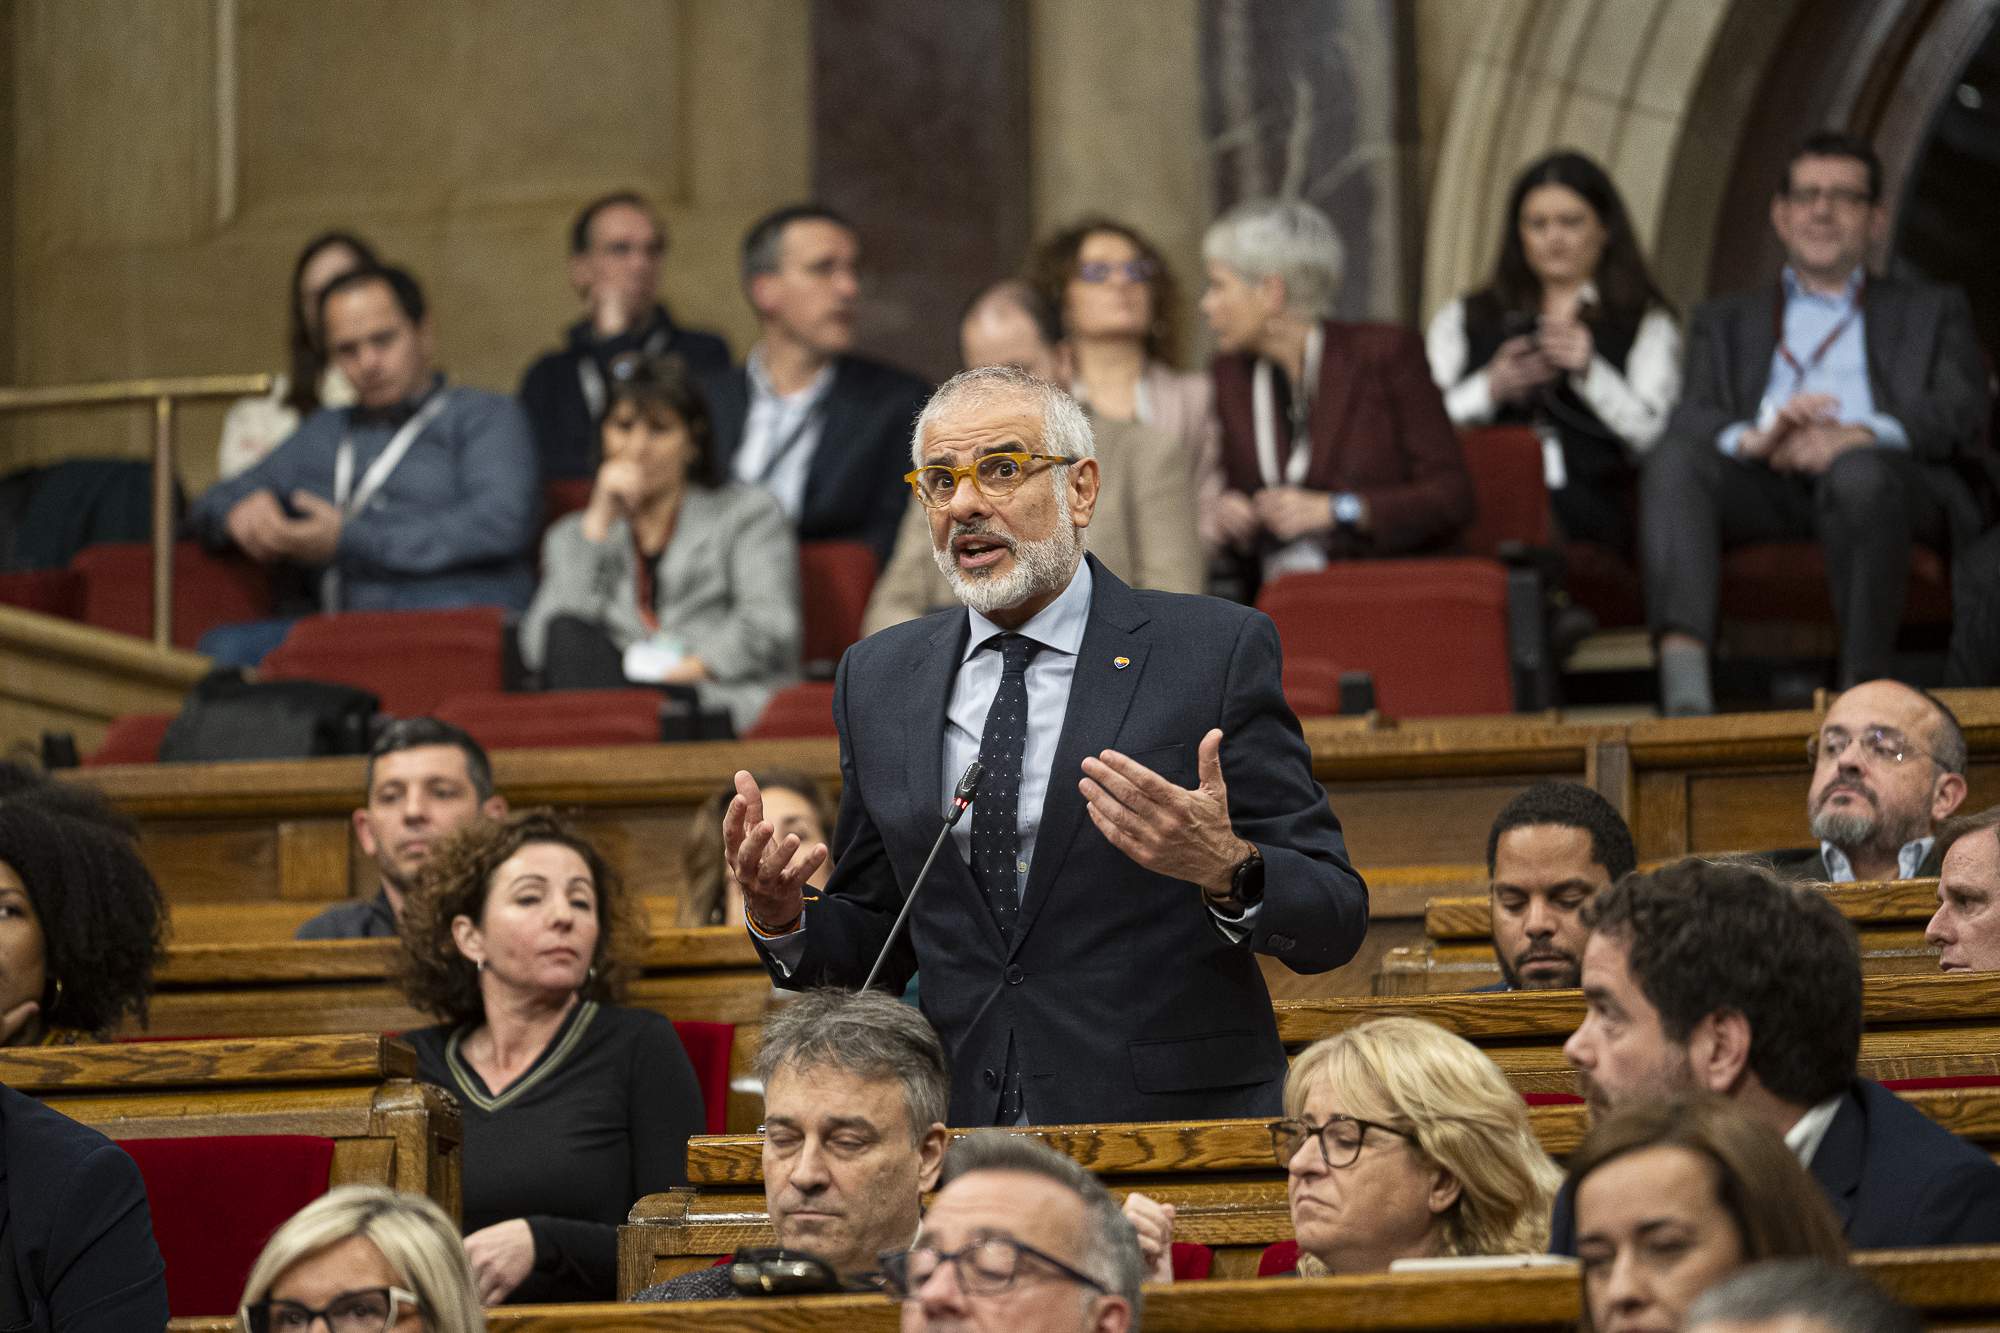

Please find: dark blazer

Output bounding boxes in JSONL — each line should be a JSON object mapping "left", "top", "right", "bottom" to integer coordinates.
{"left": 1548, "top": 1078, "right": 2000, "bottom": 1253}
{"left": 1210, "top": 321, "right": 1472, "bottom": 557}
{"left": 706, "top": 354, "right": 932, "bottom": 564}
{"left": 1762, "top": 843, "right": 1944, "bottom": 884}
{"left": 0, "top": 1084, "right": 169, "bottom": 1332}
{"left": 1664, "top": 275, "right": 1997, "bottom": 539}
{"left": 754, "top": 558, "right": 1370, "bottom": 1125}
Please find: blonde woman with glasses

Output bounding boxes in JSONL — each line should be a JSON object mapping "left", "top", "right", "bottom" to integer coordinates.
{"left": 1125, "top": 1016, "right": 1561, "bottom": 1280}
{"left": 238, "top": 1186, "right": 483, "bottom": 1333}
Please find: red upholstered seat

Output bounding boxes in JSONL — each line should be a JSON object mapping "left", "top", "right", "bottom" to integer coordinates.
{"left": 434, "top": 689, "right": 663, "bottom": 750}
{"left": 71, "top": 541, "right": 274, "bottom": 650}
{"left": 543, "top": 478, "right": 595, "bottom": 527}
{"left": 744, "top": 682, "right": 837, "bottom": 739}
{"left": 1170, "top": 1242, "right": 1215, "bottom": 1281}
{"left": 0, "top": 568, "right": 83, "bottom": 620}
{"left": 1563, "top": 539, "right": 1645, "bottom": 629}
{"left": 1880, "top": 1074, "right": 2000, "bottom": 1091}
{"left": 1280, "top": 654, "right": 1345, "bottom": 718}
{"left": 1720, "top": 541, "right": 1953, "bottom": 625}
{"left": 672, "top": 1020, "right": 736, "bottom": 1136}
{"left": 1257, "top": 1239, "right": 1300, "bottom": 1277}
{"left": 261, "top": 608, "right": 507, "bottom": 717}
{"left": 1458, "top": 426, "right": 1553, "bottom": 556}
{"left": 120, "top": 1134, "right": 335, "bottom": 1317}
{"left": 798, "top": 541, "right": 878, "bottom": 675}
{"left": 84, "top": 712, "right": 176, "bottom": 766}
{"left": 1257, "top": 560, "right": 1515, "bottom": 717}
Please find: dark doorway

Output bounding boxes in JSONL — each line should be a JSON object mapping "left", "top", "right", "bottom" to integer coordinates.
{"left": 1895, "top": 8, "right": 2000, "bottom": 359}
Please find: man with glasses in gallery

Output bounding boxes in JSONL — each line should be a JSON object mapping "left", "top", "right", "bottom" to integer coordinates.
{"left": 1764, "top": 678, "right": 1969, "bottom": 883}
{"left": 726, "top": 365, "right": 1367, "bottom": 1127}
{"left": 1641, "top": 131, "right": 1994, "bottom": 715}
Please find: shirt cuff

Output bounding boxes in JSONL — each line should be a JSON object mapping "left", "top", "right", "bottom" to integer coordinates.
{"left": 748, "top": 916, "right": 808, "bottom": 976}
{"left": 1207, "top": 899, "right": 1262, "bottom": 944}
{"left": 1717, "top": 423, "right": 1750, "bottom": 457}
{"left": 1859, "top": 413, "right": 1910, "bottom": 449}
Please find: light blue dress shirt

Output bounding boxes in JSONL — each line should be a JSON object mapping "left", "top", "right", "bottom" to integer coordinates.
{"left": 1819, "top": 835, "right": 1934, "bottom": 884}
{"left": 1717, "top": 267, "right": 1909, "bottom": 457}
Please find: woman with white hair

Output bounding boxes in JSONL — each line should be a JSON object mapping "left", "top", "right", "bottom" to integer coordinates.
{"left": 1199, "top": 198, "right": 1471, "bottom": 592}
{"left": 237, "top": 1186, "right": 485, "bottom": 1333}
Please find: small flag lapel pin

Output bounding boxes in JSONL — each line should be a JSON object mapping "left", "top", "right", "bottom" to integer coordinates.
{"left": 1112, "top": 656, "right": 1131, "bottom": 670}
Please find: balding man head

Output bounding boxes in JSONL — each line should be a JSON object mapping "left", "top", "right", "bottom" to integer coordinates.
{"left": 959, "top": 280, "right": 1062, "bottom": 380}
{"left": 1805, "top": 679, "right": 1967, "bottom": 882}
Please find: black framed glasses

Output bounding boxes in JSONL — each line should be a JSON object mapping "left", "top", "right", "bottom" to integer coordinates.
{"left": 1268, "top": 1114, "right": 1411, "bottom": 1171}
{"left": 1806, "top": 725, "right": 1940, "bottom": 769}
{"left": 242, "top": 1286, "right": 418, "bottom": 1333}
{"left": 1782, "top": 186, "right": 1873, "bottom": 210}
{"left": 904, "top": 452, "right": 1078, "bottom": 509}
{"left": 879, "top": 1235, "right": 1109, "bottom": 1300}
{"left": 1075, "top": 258, "right": 1158, "bottom": 284}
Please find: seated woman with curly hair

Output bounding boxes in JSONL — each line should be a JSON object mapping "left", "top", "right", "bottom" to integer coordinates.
{"left": 396, "top": 810, "right": 702, "bottom": 1305}
{"left": 0, "top": 763, "right": 166, "bottom": 1045}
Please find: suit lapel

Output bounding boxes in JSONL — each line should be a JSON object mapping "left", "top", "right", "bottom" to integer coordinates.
{"left": 1010, "top": 558, "right": 1152, "bottom": 957}
{"left": 1807, "top": 1085, "right": 1864, "bottom": 1233}
{"left": 1861, "top": 278, "right": 1906, "bottom": 416}
{"left": 1739, "top": 288, "right": 1782, "bottom": 415}
{"left": 1308, "top": 321, "right": 1360, "bottom": 481}
{"left": 902, "top": 612, "right": 1009, "bottom": 956}
{"left": 803, "top": 357, "right": 858, "bottom": 535}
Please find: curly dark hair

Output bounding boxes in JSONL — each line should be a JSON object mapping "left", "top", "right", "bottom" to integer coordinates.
{"left": 1583, "top": 858, "right": 1860, "bottom": 1105}
{"left": 395, "top": 810, "right": 648, "bottom": 1027}
{"left": 0, "top": 766, "right": 166, "bottom": 1037}
{"left": 1486, "top": 781, "right": 1636, "bottom": 881}
{"left": 1027, "top": 216, "right": 1182, "bottom": 367}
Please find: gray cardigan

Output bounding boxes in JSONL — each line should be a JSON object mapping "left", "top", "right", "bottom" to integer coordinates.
{"left": 519, "top": 483, "right": 801, "bottom": 731}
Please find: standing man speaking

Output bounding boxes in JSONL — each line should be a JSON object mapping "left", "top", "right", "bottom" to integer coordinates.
{"left": 727, "top": 366, "right": 1366, "bottom": 1126}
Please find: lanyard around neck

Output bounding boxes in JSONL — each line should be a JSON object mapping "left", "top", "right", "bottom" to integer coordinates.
{"left": 1250, "top": 324, "right": 1324, "bottom": 488}
{"left": 334, "top": 391, "right": 449, "bottom": 518}
{"left": 1773, "top": 274, "right": 1865, "bottom": 392}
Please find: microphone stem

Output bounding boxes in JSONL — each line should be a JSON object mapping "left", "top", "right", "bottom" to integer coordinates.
{"left": 860, "top": 812, "right": 960, "bottom": 993}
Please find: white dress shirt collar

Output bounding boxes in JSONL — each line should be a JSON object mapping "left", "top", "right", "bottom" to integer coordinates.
{"left": 960, "top": 558, "right": 1094, "bottom": 665}
{"left": 1784, "top": 1093, "right": 1845, "bottom": 1167}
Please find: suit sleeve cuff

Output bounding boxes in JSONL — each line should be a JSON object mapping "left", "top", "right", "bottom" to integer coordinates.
{"left": 1717, "top": 422, "right": 1750, "bottom": 457}
{"left": 749, "top": 916, "right": 808, "bottom": 976}
{"left": 1860, "top": 413, "right": 1910, "bottom": 449}
{"left": 1206, "top": 899, "right": 1261, "bottom": 944}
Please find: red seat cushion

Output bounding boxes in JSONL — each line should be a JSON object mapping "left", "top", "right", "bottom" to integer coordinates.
{"left": 1721, "top": 542, "right": 1952, "bottom": 626}
{"left": 1879, "top": 1075, "right": 2000, "bottom": 1092}
{"left": 798, "top": 542, "right": 878, "bottom": 672}
{"left": 84, "top": 712, "right": 176, "bottom": 766}
{"left": 1258, "top": 560, "right": 1514, "bottom": 717}
{"left": 1563, "top": 540, "right": 1645, "bottom": 629}
{"left": 1458, "top": 426, "right": 1553, "bottom": 556}
{"left": 1257, "top": 1239, "right": 1300, "bottom": 1277}
{"left": 673, "top": 1020, "right": 735, "bottom": 1136}
{"left": 120, "top": 1135, "right": 335, "bottom": 1317}
{"left": 434, "top": 689, "right": 662, "bottom": 750}
{"left": 0, "top": 569, "right": 83, "bottom": 620}
{"left": 1170, "top": 1241, "right": 1215, "bottom": 1281}
{"left": 1280, "top": 654, "right": 1346, "bottom": 718}
{"left": 744, "top": 682, "right": 837, "bottom": 739}
{"left": 262, "top": 609, "right": 507, "bottom": 717}
{"left": 71, "top": 541, "right": 274, "bottom": 650}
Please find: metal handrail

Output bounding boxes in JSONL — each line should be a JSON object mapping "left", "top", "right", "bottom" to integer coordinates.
{"left": 0, "top": 374, "right": 273, "bottom": 648}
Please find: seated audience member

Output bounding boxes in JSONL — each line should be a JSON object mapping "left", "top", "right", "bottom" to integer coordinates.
{"left": 883, "top": 1133, "right": 1142, "bottom": 1333}
{"left": 517, "top": 356, "right": 800, "bottom": 732}
{"left": 1427, "top": 151, "right": 1679, "bottom": 557}
{"left": 1558, "top": 857, "right": 2000, "bottom": 1249}
{"left": 1927, "top": 804, "right": 2000, "bottom": 972}
{"left": 237, "top": 1185, "right": 484, "bottom": 1333}
{"left": 1642, "top": 131, "right": 1993, "bottom": 714}
{"left": 1766, "top": 678, "right": 1966, "bottom": 882}
{"left": 1683, "top": 1258, "right": 1920, "bottom": 1333}
{"left": 517, "top": 191, "right": 732, "bottom": 481}
{"left": 1569, "top": 1097, "right": 1846, "bottom": 1333}
{"left": 1200, "top": 197, "right": 1471, "bottom": 593}
{"left": 0, "top": 764, "right": 166, "bottom": 1044}
{"left": 705, "top": 205, "right": 932, "bottom": 564}
{"left": 633, "top": 987, "right": 949, "bottom": 1300}
{"left": 188, "top": 263, "right": 542, "bottom": 668}
{"left": 0, "top": 1078, "right": 168, "bottom": 1330}
{"left": 397, "top": 810, "right": 703, "bottom": 1303}
{"left": 298, "top": 718, "right": 507, "bottom": 940}
{"left": 218, "top": 230, "right": 376, "bottom": 480}
{"left": 680, "top": 769, "right": 833, "bottom": 928}
{"left": 861, "top": 279, "right": 1202, "bottom": 635}
{"left": 1483, "top": 781, "right": 1636, "bottom": 991}
{"left": 1029, "top": 218, "right": 1218, "bottom": 528}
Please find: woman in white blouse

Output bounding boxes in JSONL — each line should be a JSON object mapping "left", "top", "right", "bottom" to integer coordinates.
{"left": 1426, "top": 152, "right": 1680, "bottom": 555}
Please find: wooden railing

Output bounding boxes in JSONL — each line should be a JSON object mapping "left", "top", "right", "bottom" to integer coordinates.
{"left": 0, "top": 373, "right": 270, "bottom": 648}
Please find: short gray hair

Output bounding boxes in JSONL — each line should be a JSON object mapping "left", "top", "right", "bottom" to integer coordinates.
{"left": 754, "top": 988, "right": 949, "bottom": 1141}
{"left": 1684, "top": 1259, "right": 1918, "bottom": 1333}
{"left": 936, "top": 1133, "right": 1144, "bottom": 1318}
{"left": 1202, "top": 197, "right": 1346, "bottom": 319}
{"left": 910, "top": 365, "right": 1096, "bottom": 472}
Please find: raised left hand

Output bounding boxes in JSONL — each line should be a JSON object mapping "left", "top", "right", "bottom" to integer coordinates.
{"left": 272, "top": 491, "right": 344, "bottom": 565}
{"left": 1079, "top": 728, "right": 1252, "bottom": 896}
{"left": 1252, "top": 487, "right": 1338, "bottom": 543}
{"left": 1122, "top": 1191, "right": 1178, "bottom": 1284}
{"left": 464, "top": 1217, "right": 536, "bottom": 1304}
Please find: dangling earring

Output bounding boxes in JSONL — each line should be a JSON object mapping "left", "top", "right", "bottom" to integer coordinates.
{"left": 48, "top": 977, "right": 62, "bottom": 1009}
{"left": 475, "top": 958, "right": 487, "bottom": 974}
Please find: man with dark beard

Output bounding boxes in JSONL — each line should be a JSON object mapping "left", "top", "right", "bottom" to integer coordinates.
{"left": 1765, "top": 679, "right": 1967, "bottom": 883}
{"left": 1480, "top": 782, "right": 1634, "bottom": 991}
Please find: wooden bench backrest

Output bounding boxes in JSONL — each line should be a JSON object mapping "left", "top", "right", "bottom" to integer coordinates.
{"left": 1425, "top": 878, "right": 1942, "bottom": 943}
{"left": 2, "top": 1034, "right": 461, "bottom": 1220}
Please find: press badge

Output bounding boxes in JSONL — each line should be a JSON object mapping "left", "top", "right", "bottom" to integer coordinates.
{"left": 1536, "top": 423, "right": 1568, "bottom": 491}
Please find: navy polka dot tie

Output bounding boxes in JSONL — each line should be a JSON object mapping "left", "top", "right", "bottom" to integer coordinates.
{"left": 970, "top": 633, "right": 1039, "bottom": 942}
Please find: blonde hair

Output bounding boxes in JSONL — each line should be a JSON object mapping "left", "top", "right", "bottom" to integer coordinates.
{"left": 238, "top": 1187, "right": 484, "bottom": 1333}
{"left": 1285, "top": 1017, "right": 1561, "bottom": 1266}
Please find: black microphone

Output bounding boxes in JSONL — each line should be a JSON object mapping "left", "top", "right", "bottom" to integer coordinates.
{"left": 860, "top": 762, "right": 982, "bottom": 993}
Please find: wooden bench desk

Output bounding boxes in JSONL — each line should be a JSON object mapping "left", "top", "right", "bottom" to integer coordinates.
{"left": 1, "top": 1033, "right": 459, "bottom": 1219}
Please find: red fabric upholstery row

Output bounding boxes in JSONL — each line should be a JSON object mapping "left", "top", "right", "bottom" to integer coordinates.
{"left": 258, "top": 608, "right": 509, "bottom": 718}
{"left": 67, "top": 541, "right": 275, "bottom": 650}
{"left": 0, "top": 568, "right": 83, "bottom": 619}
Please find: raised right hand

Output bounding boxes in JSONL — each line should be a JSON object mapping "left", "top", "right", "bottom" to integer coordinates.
{"left": 579, "top": 459, "right": 648, "bottom": 543}
{"left": 723, "top": 769, "right": 828, "bottom": 934}
{"left": 1122, "top": 1191, "right": 1178, "bottom": 1284}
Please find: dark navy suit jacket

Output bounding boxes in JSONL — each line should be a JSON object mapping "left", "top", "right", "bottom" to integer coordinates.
{"left": 1550, "top": 1078, "right": 2000, "bottom": 1252}
{"left": 753, "top": 558, "right": 1370, "bottom": 1125}
{"left": 0, "top": 1083, "right": 168, "bottom": 1331}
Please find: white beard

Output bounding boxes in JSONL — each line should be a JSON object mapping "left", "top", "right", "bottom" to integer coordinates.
{"left": 934, "top": 519, "right": 1082, "bottom": 617}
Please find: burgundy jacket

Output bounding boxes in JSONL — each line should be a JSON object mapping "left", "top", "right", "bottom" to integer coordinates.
{"left": 1211, "top": 321, "right": 1472, "bottom": 556}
